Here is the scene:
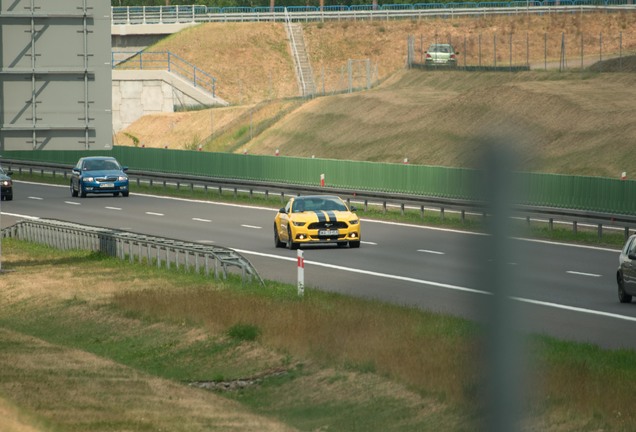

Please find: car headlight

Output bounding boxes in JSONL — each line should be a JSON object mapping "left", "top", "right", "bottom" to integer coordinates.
{"left": 1, "top": 180, "right": 9, "bottom": 186}
{"left": 118, "top": 176, "right": 128, "bottom": 181}
{"left": 83, "top": 177, "right": 94, "bottom": 182}
{"left": 292, "top": 221, "right": 306, "bottom": 227}
{"left": 349, "top": 219, "right": 359, "bottom": 225}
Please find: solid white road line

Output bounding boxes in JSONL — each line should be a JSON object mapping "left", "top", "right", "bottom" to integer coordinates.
{"left": 235, "top": 248, "right": 636, "bottom": 323}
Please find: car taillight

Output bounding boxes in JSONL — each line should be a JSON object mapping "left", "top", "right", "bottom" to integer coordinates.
{"left": 450, "top": 54, "right": 456, "bottom": 59}
{"left": 426, "top": 53, "right": 431, "bottom": 58}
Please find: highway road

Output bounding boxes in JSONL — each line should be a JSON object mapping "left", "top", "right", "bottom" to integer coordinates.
{"left": 2, "top": 181, "right": 635, "bottom": 350}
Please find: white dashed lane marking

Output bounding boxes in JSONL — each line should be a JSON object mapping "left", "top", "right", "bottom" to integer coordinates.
{"left": 192, "top": 218, "right": 212, "bottom": 223}
{"left": 28, "top": 196, "right": 44, "bottom": 200}
{"left": 145, "top": 212, "right": 164, "bottom": 216}
{"left": 65, "top": 201, "right": 81, "bottom": 206}
{"left": 241, "top": 224, "right": 262, "bottom": 229}
{"left": 105, "top": 206, "right": 122, "bottom": 211}
{"left": 567, "top": 271, "right": 602, "bottom": 278}
{"left": 418, "top": 249, "right": 445, "bottom": 255}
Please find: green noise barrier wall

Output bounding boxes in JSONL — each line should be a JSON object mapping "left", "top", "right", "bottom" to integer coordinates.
{"left": 2, "top": 147, "right": 635, "bottom": 215}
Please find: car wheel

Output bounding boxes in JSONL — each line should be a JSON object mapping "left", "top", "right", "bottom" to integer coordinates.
{"left": 274, "top": 224, "right": 284, "bottom": 248}
{"left": 618, "top": 274, "right": 633, "bottom": 303}
{"left": 71, "top": 182, "right": 78, "bottom": 197}
{"left": 6, "top": 194, "right": 12, "bottom": 201}
{"left": 113, "top": 192, "right": 119, "bottom": 197}
{"left": 122, "top": 191, "right": 129, "bottom": 197}
{"left": 287, "top": 227, "right": 298, "bottom": 250}
{"left": 80, "top": 188, "right": 87, "bottom": 198}
{"left": 349, "top": 241, "right": 361, "bottom": 248}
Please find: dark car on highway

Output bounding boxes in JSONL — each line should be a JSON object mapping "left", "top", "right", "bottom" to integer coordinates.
{"left": 70, "top": 156, "right": 129, "bottom": 198}
{"left": 617, "top": 234, "right": 636, "bottom": 303}
{"left": 0, "top": 166, "right": 13, "bottom": 201}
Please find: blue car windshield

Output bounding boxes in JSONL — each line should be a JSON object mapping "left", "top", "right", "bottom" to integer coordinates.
{"left": 85, "top": 160, "right": 119, "bottom": 171}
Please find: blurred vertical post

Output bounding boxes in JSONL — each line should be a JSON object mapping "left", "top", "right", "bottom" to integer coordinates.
{"left": 478, "top": 134, "right": 524, "bottom": 432}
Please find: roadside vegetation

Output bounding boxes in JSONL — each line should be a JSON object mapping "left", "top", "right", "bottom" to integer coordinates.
{"left": 1, "top": 239, "right": 635, "bottom": 431}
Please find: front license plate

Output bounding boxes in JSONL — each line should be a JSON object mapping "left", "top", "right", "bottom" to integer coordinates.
{"left": 318, "top": 229, "right": 339, "bottom": 236}
{"left": 100, "top": 183, "right": 114, "bottom": 188}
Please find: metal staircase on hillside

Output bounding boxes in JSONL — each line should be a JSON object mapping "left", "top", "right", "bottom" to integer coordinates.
{"left": 285, "top": 10, "right": 316, "bottom": 98}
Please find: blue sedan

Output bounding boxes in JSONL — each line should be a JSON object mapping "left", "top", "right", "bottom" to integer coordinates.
{"left": 70, "top": 156, "right": 130, "bottom": 198}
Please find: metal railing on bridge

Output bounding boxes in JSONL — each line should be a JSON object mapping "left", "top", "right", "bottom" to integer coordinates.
{"left": 112, "top": 51, "right": 217, "bottom": 98}
{"left": 111, "top": 2, "right": 636, "bottom": 25}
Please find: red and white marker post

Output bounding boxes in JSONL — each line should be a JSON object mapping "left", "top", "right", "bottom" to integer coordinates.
{"left": 320, "top": 173, "right": 325, "bottom": 187}
{"left": 297, "top": 249, "right": 304, "bottom": 297}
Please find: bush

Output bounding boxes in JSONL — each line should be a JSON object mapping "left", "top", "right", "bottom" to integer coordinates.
{"left": 227, "top": 323, "right": 261, "bottom": 341}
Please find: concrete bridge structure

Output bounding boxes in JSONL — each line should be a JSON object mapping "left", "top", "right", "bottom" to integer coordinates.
{"left": 111, "top": 23, "right": 228, "bottom": 133}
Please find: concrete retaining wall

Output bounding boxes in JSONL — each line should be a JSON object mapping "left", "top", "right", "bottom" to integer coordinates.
{"left": 112, "top": 70, "right": 227, "bottom": 132}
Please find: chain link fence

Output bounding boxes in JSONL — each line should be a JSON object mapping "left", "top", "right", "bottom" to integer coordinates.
{"left": 312, "top": 58, "right": 381, "bottom": 96}
{"left": 408, "top": 30, "right": 636, "bottom": 71}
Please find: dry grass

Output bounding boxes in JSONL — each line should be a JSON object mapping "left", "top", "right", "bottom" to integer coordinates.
{"left": 115, "top": 12, "right": 636, "bottom": 178}
{"left": 2, "top": 240, "right": 636, "bottom": 430}
{"left": 113, "top": 288, "right": 478, "bottom": 403}
{"left": 0, "top": 247, "right": 296, "bottom": 432}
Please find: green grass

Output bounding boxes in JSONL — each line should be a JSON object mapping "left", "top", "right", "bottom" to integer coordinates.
{"left": 1, "top": 239, "right": 635, "bottom": 431}
{"left": 1, "top": 239, "right": 636, "bottom": 431}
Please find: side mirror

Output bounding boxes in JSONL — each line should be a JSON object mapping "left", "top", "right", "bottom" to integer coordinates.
{"left": 6, "top": 171, "right": 13, "bottom": 176}
{"left": 278, "top": 207, "right": 287, "bottom": 214}
{"left": 122, "top": 166, "right": 129, "bottom": 172}
{"left": 350, "top": 206, "right": 357, "bottom": 212}
{"left": 629, "top": 253, "right": 636, "bottom": 260}
{"left": 72, "top": 168, "right": 80, "bottom": 174}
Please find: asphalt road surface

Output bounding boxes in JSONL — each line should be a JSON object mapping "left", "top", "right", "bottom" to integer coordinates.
{"left": 2, "top": 181, "right": 634, "bottom": 350}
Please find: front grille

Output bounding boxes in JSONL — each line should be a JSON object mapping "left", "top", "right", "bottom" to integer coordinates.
{"left": 308, "top": 221, "right": 348, "bottom": 230}
{"left": 96, "top": 176, "right": 118, "bottom": 182}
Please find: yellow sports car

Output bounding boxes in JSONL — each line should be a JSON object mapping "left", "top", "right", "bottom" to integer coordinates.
{"left": 274, "top": 195, "right": 361, "bottom": 249}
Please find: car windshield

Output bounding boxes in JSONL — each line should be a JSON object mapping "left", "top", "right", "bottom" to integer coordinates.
{"left": 294, "top": 197, "right": 347, "bottom": 213}
{"left": 85, "top": 159, "right": 119, "bottom": 171}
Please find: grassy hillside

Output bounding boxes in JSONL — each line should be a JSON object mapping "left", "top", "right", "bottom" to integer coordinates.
{"left": 114, "top": 12, "right": 636, "bottom": 177}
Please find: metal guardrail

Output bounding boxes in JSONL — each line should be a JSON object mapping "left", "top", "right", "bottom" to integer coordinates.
{"left": 4, "top": 159, "right": 636, "bottom": 240}
{"left": 111, "top": 4, "right": 636, "bottom": 25}
{"left": 1, "top": 218, "right": 264, "bottom": 285}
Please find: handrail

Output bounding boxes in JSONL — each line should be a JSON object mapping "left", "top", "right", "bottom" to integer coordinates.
{"left": 2, "top": 218, "right": 264, "bottom": 285}
{"left": 111, "top": 4, "right": 636, "bottom": 25}
{"left": 284, "top": 8, "right": 308, "bottom": 98}
{"left": 4, "top": 159, "right": 635, "bottom": 241}
{"left": 112, "top": 51, "right": 217, "bottom": 98}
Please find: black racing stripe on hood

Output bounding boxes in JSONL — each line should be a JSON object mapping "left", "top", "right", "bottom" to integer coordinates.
{"left": 313, "top": 211, "right": 326, "bottom": 222}
{"left": 325, "top": 211, "right": 337, "bottom": 222}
